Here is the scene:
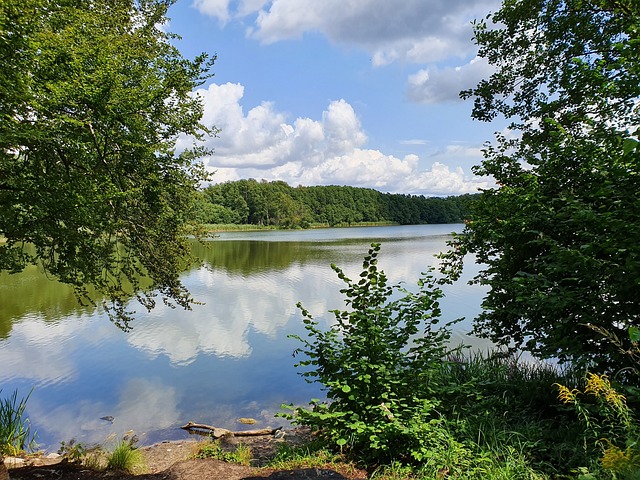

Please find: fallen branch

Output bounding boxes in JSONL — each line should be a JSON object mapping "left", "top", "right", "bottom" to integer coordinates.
{"left": 180, "top": 422, "right": 283, "bottom": 439}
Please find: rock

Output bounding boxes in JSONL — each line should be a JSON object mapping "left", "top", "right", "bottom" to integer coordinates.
{"left": 31, "top": 453, "right": 63, "bottom": 467}
{"left": 245, "top": 468, "right": 347, "bottom": 479}
{"left": 3, "top": 457, "right": 25, "bottom": 468}
{"left": 3, "top": 453, "right": 63, "bottom": 469}
{"left": 238, "top": 417, "right": 257, "bottom": 425}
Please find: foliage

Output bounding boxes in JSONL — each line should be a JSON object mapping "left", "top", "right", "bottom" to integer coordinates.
{"left": 556, "top": 373, "right": 640, "bottom": 478}
{"left": 285, "top": 244, "right": 640, "bottom": 477}
{"left": 0, "top": 0, "right": 216, "bottom": 328}
{"left": 284, "top": 243, "right": 464, "bottom": 466}
{"left": 0, "top": 389, "right": 36, "bottom": 456}
{"left": 58, "top": 439, "right": 90, "bottom": 463}
{"left": 58, "top": 439, "right": 105, "bottom": 469}
{"left": 106, "top": 437, "right": 145, "bottom": 473}
{"left": 266, "top": 442, "right": 343, "bottom": 470}
{"left": 588, "top": 325, "right": 640, "bottom": 381}
{"left": 440, "top": 0, "right": 640, "bottom": 373}
{"left": 194, "top": 439, "right": 252, "bottom": 466}
{"left": 199, "top": 179, "right": 476, "bottom": 228}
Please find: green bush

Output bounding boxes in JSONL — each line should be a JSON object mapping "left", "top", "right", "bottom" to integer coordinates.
{"left": 284, "top": 243, "right": 461, "bottom": 466}
{"left": 0, "top": 389, "right": 36, "bottom": 456}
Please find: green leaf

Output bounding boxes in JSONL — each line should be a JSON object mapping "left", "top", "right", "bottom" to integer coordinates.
{"left": 623, "top": 138, "right": 639, "bottom": 155}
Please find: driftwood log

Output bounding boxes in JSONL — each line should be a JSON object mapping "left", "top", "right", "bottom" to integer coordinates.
{"left": 180, "top": 421, "right": 282, "bottom": 439}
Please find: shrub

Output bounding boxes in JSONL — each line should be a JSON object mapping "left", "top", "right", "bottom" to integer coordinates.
{"left": 284, "top": 243, "right": 461, "bottom": 466}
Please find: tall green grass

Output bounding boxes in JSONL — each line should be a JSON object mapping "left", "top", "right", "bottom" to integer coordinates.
{"left": 0, "top": 389, "right": 36, "bottom": 456}
{"left": 106, "top": 439, "right": 145, "bottom": 473}
{"left": 433, "top": 350, "right": 589, "bottom": 476}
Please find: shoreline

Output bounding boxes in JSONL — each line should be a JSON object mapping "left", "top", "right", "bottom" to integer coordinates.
{"left": 4, "top": 426, "right": 319, "bottom": 475}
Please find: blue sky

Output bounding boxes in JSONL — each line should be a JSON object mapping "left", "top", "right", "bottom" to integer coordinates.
{"left": 168, "top": 0, "right": 505, "bottom": 196}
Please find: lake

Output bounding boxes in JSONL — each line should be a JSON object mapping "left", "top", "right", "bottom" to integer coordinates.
{"left": 0, "top": 224, "right": 488, "bottom": 451}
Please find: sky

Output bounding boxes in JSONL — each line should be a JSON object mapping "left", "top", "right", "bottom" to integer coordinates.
{"left": 167, "top": 0, "right": 505, "bottom": 196}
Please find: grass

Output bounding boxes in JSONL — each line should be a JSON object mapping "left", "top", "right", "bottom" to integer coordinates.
{"left": 106, "top": 439, "right": 146, "bottom": 473}
{"left": 264, "top": 442, "right": 367, "bottom": 479}
{"left": 425, "top": 351, "right": 595, "bottom": 478}
{"left": 194, "top": 439, "right": 253, "bottom": 466}
{"left": 0, "top": 389, "right": 36, "bottom": 456}
{"left": 265, "top": 441, "right": 551, "bottom": 479}
{"left": 267, "top": 442, "right": 342, "bottom": 470}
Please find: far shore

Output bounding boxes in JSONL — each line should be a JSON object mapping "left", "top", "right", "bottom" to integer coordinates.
{"left": 202, "top": 221, "right": 400, "bottom": 233}
{"left": 0, "top": 222, "right": 406, "bottom": 244}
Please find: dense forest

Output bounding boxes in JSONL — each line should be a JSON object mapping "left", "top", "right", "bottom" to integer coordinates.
{"left": 192, "top": 179, "right": 477, "bottom": 227}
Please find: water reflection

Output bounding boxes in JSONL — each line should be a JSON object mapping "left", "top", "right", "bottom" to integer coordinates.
{"left": 28, "top": 377, "right": 182, "bottom": 447}
{"left": 0, "top": 264, "right": 96, "bottom": 337}
{"left": 127, "top": 260, "right": 346, "bottom": 365}
{"left": 0, "top": 314, "right": 120, "bottom": 386}
{"left": 0, "top": 225, "right": 487, "bottom": 450}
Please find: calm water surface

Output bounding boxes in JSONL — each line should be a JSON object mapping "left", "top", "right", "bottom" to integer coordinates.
{"left": 0, "top": 224, "right": 487, "bottom": 450}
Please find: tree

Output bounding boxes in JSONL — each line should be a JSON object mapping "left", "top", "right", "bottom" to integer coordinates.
{"left": 0, "top": 0, "right": 215, "bottom": 328}
{"left": 441, "top": 0, "right": 640, "bottom": 372}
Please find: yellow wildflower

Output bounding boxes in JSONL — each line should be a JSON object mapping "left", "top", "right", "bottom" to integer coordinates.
{"left": 601, "top": 444, "right": 640, "bottom": 473}
{"left": 584, "top": 373, "right": 626, "bottom": 410}
{"left": 584, "top": 372, "right": 607, "bottom": 397}
{"left": 554, "top": 383, "right": 578, "bottom": 404}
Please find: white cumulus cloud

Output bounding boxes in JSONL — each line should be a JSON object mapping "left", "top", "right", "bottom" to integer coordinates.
{"left": 192, "top": 0, "right": 233, "bottom": 22}
{"left": 245, "top": 0, "right": 498, "bottom": 63}
{"left": 407, "top": 57, "right": 494, "bottom": 104}
{"left": 185, "top": 82, "right": 490, "bottom": 195}
{"left": 190, "top": 0, "right": 501, "bottom": 104}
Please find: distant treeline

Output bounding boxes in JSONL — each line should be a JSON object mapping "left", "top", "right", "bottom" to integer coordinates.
{"left": 191, "top": 179, "right": 478, "bottom": 228}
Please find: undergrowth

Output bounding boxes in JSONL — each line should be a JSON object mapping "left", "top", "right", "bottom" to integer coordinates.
{"left": 194, "top": 439, "right": 252, "bottom": 466}
{"left": 282, "top": 243, "right": 623, "bottom": 479}
{"left": 58, "top": 438, "right": 105, "bottom": 469}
